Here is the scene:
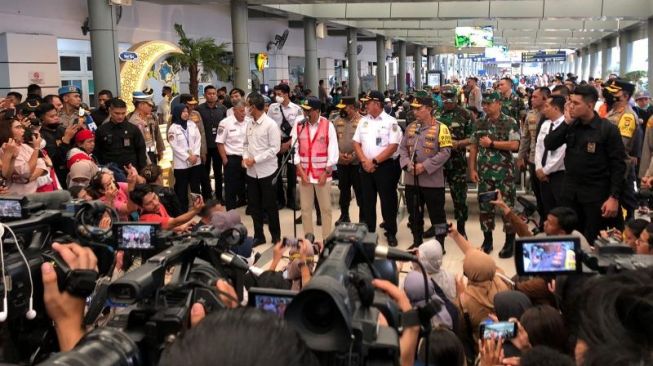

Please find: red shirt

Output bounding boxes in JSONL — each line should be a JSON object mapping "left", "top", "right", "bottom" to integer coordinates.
{"left": 140, "top": 204, "right": 171, "bottom": 229}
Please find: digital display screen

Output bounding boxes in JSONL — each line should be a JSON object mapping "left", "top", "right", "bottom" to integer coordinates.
{"left": 454, "top": 27, "right": 494, "bottom": 48}
{"left": 252, "top": 293, "right": 295, "bottom": 318}
{"left": 521, "top": 241, "right": 577, "bottom": 273}
{"left": 0, "top": 199, "right": 22, "bottom": 218}
{"left": 115, "top": 224, "right": 157, "bottom": 250}
{"left": 481, "top": 322, "right": 516, "bottom": 339}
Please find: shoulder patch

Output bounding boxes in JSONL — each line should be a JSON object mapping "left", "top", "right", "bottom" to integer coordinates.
{"left": 438, "top": 124, "right": 453, "bottom": 148}
{"left": 647, "top": 116, "right": 653, "bottom": 129}
{"left": 618, "top": 113, "right": 637, "bottom": 138}
{"left": 217, "top": 126, "right": 225, "bottom": 135}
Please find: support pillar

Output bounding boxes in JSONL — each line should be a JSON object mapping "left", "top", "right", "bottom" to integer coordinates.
{"left": 619, "top": 31, "right": 631, "bottom": 76}
{"left": 376, "top": 35, "right": 387, "bottom": 91}
{"left": 347, "top": 28, "right": 359, "bottom": 97}
{"left": 414, "top": 45, "right": 422, "bottom": 90}
{"left": 589, "top": 43, "right": 598, "bottom": 79}
{"left": 231, "top": 0, "right": 250, "bottom": 91}
{"left": 574, "top": 52, "right": 581, "bottom": 77}
{"left": 581, "top": 47, "right": 589, "bottom": 81}
{"left": 304, "top": 18, "right": 319, "bottom": 95}
{"left": 601, "top": 38, "right": 612, "bottom": 79}
{"left": 398, "top": 40, "right": 407, "bottom": 93}
{"left": 88, "top": 0, "right": 120, "bottom": 95}
{"left": 649, "top": 17, "right": 653, "bottom": 96}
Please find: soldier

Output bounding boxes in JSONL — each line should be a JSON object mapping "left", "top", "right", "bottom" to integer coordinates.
{"left": 334, "top": 96, "right": 364, "bottom": 224}
{"left": 399, "top": 96, "right": 452, "bottom": 250}
{"left": 469, "top": 92, "right": 521, "bottom": 257}
{"left": 427, "top": 84, "right": 473, "bottom": 238}
{"left": 57, "top": 86, "right": 82, "bottom": 128}
{"left": 129, "top": 91, "right": 165, "bottom": 165}
{"left": 497, "top": 77, "right": 526, "bottom": 123}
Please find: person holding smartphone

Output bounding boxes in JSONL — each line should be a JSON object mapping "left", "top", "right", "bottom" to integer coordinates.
{"left": 0, "top": 116, "right": 49, "bottom": 195}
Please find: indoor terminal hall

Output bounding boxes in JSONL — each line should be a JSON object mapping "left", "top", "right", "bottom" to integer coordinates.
{"left": 0, "top": 1, "right": 652, "bottom": 365}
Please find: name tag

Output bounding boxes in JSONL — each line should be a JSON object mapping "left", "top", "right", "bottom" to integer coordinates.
{"left": 587, "top": 142, "right": 596, "bottom": 153}
{"left": 376, "top": 137, "right": 382, "bottom": 146}
{"left": 124, "top": 138, "right": 131, "bottom": 147}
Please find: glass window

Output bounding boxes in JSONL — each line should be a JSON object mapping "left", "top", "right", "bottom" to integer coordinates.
{"left": 87, "top": 57, "right": 93, "bottom": 71}
{"left": 60, "top": 56, "right": 81, "bottom": 71}
{"left": 631, "top": 38, "right": 648, "bottom": 72}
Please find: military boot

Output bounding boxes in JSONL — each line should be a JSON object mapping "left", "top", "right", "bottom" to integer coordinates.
{"left": 499, "top": 233, "right": 515, "bottom": 258}
{"left": 482, "top": 231, "right": 493, "bottom": 254}
{"left": 457, "top": 220, "right": 467, "bottom": 239}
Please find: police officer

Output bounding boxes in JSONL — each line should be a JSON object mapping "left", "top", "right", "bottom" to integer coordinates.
{"left": 353, "top": 90, "right": 403, "bottom": 246}
{"left": 399, "top": 96, "right": 452, "bottom": 250}
{"left": 129, "top": 91, "right": 165, "bottom": 165}
{"left": 427, "top": 84, "right": 474, "bottom": 238}
{"left": 198, "top": 85, "right": 228, "bottom": 203}
{"left": 544, "top": 84, "right": 626, "bottom": 243}
{"left": 334, "top": 96, "right": 364, "bottom": 224}
{"left": 57, "top": 86, "right": 82, "bottom": 128}
{"left": 469, "top": 91, "right": 521, "bottom": 257}
{"left": 217, "top": 100, "right": 249, "bottom": 210}
{"left": 497, "top": 77, "right": 526, "bottom": 123}
{"left": 94, "top": 98, "right": 147, "bottom": 171}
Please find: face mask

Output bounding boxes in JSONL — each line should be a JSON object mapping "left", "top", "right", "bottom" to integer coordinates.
{"left": 604, "top": 92, "right": 615, "bottom": 108}
{"left": 337, "top": 91, "right": 342, "bottom": 95}
{"left": 40, "top": 139, "right": 46, "bottom": 149}
{"left": 275, "top": 96, "right": 284, "bottom": 104}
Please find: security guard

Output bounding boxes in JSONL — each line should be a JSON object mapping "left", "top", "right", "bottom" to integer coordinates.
{"left": 399, "top": 96, "right": 452, "bottom": 250}
{"left": 497, "top": 77, "right": 526, "bottom": 123}
{"left": 429, "top": 84, "right": 473, "bottom": 238}
{"left": 544, "top": 84, "right": 627, "bottom": 244}
{"left": 604, "top": 79, "right": 639, "bottom": 219}
{"left": 129, "top": 91, "right": 165, "bottom": 165}
{"left": 353, "top": 90, "right": 403, "bottom": 246}
{"left": 94, "top": 98, "right": 148, "bottom": 171}
{"left": 58, "top": 86, "right": 83, "bottom": 128}
{"left": 334, "top": 96, "right": 364, "bottom": 224}
{"left": 469, "top": 91, "right": 521, "bottom": 257}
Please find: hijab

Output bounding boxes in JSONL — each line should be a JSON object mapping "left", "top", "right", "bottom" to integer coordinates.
{"left": 462, "top": 250, "right": 510, "bottom": 309}
{"left": 66, "top": 160, "right": 99, "bottom": 187}
{"left": 417, "top": 240, "right": 456, "bottom": 301}
{"left": 403, "top": 270, "right": 453, "bottom": 330}
{"left": 493, "top": 290, "right": 533, "bottom": 321}
{"left": 172, "top": 104, "right": 188, "bottom": 129}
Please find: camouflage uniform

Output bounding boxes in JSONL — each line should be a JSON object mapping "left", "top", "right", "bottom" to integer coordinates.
{"left": 471, "top": 113, "right": 520, "bottom": 233}
{"left": 436, "top": 105, "right": 473, "bottom": 222}
{"left": 500, "top": 92, "right": 526, "bottom": 123}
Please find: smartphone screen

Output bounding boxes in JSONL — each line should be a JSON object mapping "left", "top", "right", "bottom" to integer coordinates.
{"left": 248, "top": 288, "right": 296, "bottom": 318}
{"left": 282, "top": 237, "right": 299, "bottom": 249}
{"left": 480, "top": 322, "right": 517, "bottom": 340}
{"left": 478, "top": 191, "right": 498, "bottom": 203}
{"left": 434, "top": 223, "right": 450, "bottom": 236}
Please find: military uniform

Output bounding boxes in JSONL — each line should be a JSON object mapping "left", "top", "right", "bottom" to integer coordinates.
{"left": 128, "top": 112, "right": 164, "bottom": 165}
{"left": 57, "top": 85, "right": 82, "bottom": 128}
{"left": 399, "top": 99, "right": 452, "bottom": 248}
{"left": 334, "top": 97, "right": 364, "bottom": 223}
{"left": 500, "top": 91, "right": 526, "bottom": 123}
{"left": 471, "top": 111, "right": 520, "bottom": 247}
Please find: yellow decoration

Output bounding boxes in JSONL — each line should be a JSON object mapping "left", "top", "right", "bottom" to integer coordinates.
{"left": 256, "top": 53, "right": 268, "bottom": 72}
{"left": 119, "top": 40, "right": 183, "bottom": 112}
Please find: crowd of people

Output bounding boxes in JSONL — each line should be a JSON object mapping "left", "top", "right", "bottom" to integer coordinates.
{"left": 1, "top": 70, "right": 653, "bottom": 366}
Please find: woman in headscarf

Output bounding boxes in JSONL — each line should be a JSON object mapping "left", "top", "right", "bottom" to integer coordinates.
{"left": 492, "top": 291, "right": 533, "bottom": 358}
{"left": 167, "top": 104, "right": 202, "bottom": 212}
{"left": 416, "top": 239, "right": 456, "bottom": 302}
{"left": 66, "top": 159, "right": 99, "bottom": 188}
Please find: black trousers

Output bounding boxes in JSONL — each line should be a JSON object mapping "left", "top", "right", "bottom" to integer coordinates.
{"left": 405, "top": 185, "right": 446, "bottom": 243}
{"left": 539, "top": 170, "right": 564, "bottom": 219}
{"left": 205, "top": 148, "right": 224, "bottom": 202}
{"left": 174, "top": 165, "right": 202, "bottom": 212}
{"left": 561, "top": 195, "right": 623, "bottom": 244}
{"left": 528, "top": 162, "right": 545, "bottom": 227}
{"left": 360, "top": 159, "right": 400, "bottom": 235}
{"left": 224, "top": 155, "right": 247, "bottom": 210}
{"left": 276, "top": 154, "right": 296, "bottom": 207}
{"left": 337, "top": 163, "right": 364, "bottom": 221}
{"left": 247, "top": 174, "right": 281, "bottom": 243}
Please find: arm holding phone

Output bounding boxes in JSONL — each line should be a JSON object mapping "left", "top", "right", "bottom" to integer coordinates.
{"left": 489, "top": 191, "right": 532, "bottom": 238}
{"left": 166, "top": 195, "right": 204, "bottom": 230}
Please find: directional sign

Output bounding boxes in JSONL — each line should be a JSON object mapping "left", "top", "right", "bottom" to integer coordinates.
{"left": 521, "top": 50, "right": 566, "bottom": 63}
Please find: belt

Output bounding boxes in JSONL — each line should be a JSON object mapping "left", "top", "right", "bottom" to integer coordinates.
{"left": 227, "top": 154, "right": 243, "bottom": 158}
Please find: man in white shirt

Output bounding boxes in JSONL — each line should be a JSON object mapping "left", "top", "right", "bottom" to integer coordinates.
{"left": 353, "top": 91, "right": 403, "bottom": 246}
{"left": 535, "top": 95, "right": 567, "bottom": 217}
{"left": 217, "top": 100, "right": 250, "bottom": 210}
{"left": 268, "top": 83, "right": 303, "bottom": 210}
{"left": 466, "top": 77, "right": 483, "bottom": 111}
{"left": 243, "top": 92, "right": 282, "bottom": 246}
{"left": 291, "top": 97, "right": 339, "bottom": 239}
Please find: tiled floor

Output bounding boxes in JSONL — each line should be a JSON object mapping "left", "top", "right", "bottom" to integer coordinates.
{"left": 238, "top": 190, "right": 518, "bottom": 278}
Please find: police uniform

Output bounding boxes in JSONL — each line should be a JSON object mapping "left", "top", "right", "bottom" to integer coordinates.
{"left": 471, "top": 92, "right": 521, "bottom": 256}
{"left": 436, "top": 85, "right": 473, "bottom": 236}
{"left": 399, "top": 96, "right": 452, "bottom": 249}
{"left": 353, "top": 91, "right": 403, "bottom": 245}
{"left": 216, "top": 113, "right": 250, "bottom": 210}
{"left": 57, "top": 86, "right": 81, "bottom": 128}
{"left": 334, "top": 96, "right": 364, "bottom": 224}
{"left": 94, "top": 115, "right": 148, "bottom": 171}
{"left": 267, "top": 100, "right": 303, "bottom": 209}
{"left": 518, "top": 108, "right": 546, "bottom": 226}
{"left": 129, "top": 92, "right": 165, "bottom": 165}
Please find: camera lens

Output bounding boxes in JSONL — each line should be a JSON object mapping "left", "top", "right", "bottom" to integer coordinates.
{"left": 302, "top": 292, "right": 337, "bottom": 334}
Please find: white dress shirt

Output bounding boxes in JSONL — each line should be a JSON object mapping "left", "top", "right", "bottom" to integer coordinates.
{"left": 216, "top": 115, "right": 250, "bottom": 156}
{"left": 535, "top": 115, "right": 566, "bottom": 174}
{"left": 290, "top": 117, "right": 340, "bottom": 183}
{"left": 243, "top": 112, "right": 281, "bottom": 178}
{"left": 352, "top": 111, "right": 403, "bottom": 160}
{"left": 267, "top": 102, "right": 303, "bottom": 128}
{"left": 167, "top": 122, "right": 202, "bottom": 170}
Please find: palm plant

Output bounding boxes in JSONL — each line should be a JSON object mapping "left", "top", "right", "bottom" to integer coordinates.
{"left": 167, "top": 23, "right": 231, "bottom": 99}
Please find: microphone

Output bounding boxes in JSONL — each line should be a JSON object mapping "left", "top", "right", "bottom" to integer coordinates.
{"left": 374, "top": 245, "right": 418, "bottom": 262}
{"left": 248, "top": 265, "right": 265, "bottom": 277}
{"left": 219, "top": 251, "right": 250, "bottom": 271}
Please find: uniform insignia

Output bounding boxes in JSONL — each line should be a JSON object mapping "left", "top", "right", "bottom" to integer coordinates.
{"left": 168, "top": 134, "right": 174, "bottom": 142}
{"left": 363, "top": 121, "right": 368, "bottom": 128}
{"left": 439, "top": 125, "right": 453, "bottom": 148}
{"left": 587, "top": 142, "right": 596, "bottom": 153}
{"left": 392, "top": 124, "right": 398, "bottom": 132}
{"left": 618, "top": 113, "right": 636, "bottom": 138}
{"left": 217, "top": 126, "right": 225, "bottom": 135}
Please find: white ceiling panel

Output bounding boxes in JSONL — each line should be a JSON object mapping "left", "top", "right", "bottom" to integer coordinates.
{"left": 544, "top": 0, "right": 602, "bottom": 18}
{"left": 498, "top": 19, "right": 540, "bottom": 30}
{"left": 537, "top": 30, "right": 574, "bottom": 37}
{"left": 383, "top": 20, "right": 421, "bottom": 28}
{"left": 345, "top": 2, "right": 391, "bottom": 18}
{"left": 419, "top": 20, "right": 458, "bottom": 29}
{"left": 389, "top": 2, "right": 438, "bottom": 18}
{"left": 502, "top": 29, "right": 538, "bottom": 37}
{"left": 309, "top": 4, "right": 346, "bottom": 19}
{"left": 438, "top": 1, "right": 490, "bottom": 18}
{"left": 603, "top": 0, "right": 653, "bottom": 18}
{"left": 539, "top": 19, "right": 584, "bottom": 30}
{"left": 354, "top": 20, "right": 385, "bottom": 28}
{"left": 407, "top": 29, "right": 439, "bottom": 37}
{"left": 490, "top": 0, "right": 542, "bottom": 17}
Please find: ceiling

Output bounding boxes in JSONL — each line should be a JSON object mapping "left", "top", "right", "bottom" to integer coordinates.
{"left": 142, "top": 0, "right": 653, "bottom": 51}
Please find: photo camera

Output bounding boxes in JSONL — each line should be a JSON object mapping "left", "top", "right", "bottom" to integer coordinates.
{"left": 515, "top": 236, "right": 582, "bottom": 276}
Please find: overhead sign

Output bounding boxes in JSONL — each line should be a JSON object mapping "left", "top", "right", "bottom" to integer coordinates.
{"left": 521, "top": 50, "right": 566, "bottom": 63}
{"left": 457, "top": 53, "right": 484, "bottom": 59}
{"left": 119, "top": 51, "right": 139, "bottom": 62}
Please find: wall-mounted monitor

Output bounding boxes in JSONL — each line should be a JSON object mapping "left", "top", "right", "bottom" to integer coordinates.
{"left": 455, "top": 27, "right": 494, "bottom": 48}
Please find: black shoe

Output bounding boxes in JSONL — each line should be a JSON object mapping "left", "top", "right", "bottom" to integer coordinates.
{"left": 316, "top": 216, "right": 322, "bottom": 226}
{"left": 387, "top": 234, "right": 398, "bottom": 247}
{"left": 423, "top": 226, "right": 436, "bottom": 239}
{"left": 457, "top": 220, "right": 467, "bottom": 239}
{"left": 499, "top": 233, "right": 515, "bottom": 258}
{"left": 253, "top": 237, "right": 266, "bottom": 247}
{"left": 286, "top": 203, "right": 301, "bottom": 211}
{"left": 295, "top": 216, "right": 302, "bottom": 224}
{"left": 380, "top": 222, "right": 386, "bottom": 229}
{"left": 436, "top": 235, "right": 446, "bottom": 255}
{"left": 482, "top": 231, "right": 493, "bottom": 254}
{"left": 335, "top": 216, "right": 351, "bottom": 226}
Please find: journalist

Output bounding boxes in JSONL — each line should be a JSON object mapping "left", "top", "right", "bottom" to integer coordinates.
{"left": 130, "top": 183, "right": 204, "bottom": 233}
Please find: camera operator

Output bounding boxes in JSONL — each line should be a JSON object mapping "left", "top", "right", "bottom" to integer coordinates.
{"left": 130, "top": 183, "right": 204, "bottom": 232}
{"left": 194, "top": 200, "right": 254, "bottom": 259}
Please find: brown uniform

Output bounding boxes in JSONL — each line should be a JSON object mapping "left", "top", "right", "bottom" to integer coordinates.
{"left": 334, "top": 113, "right": 363, "bottom": 221}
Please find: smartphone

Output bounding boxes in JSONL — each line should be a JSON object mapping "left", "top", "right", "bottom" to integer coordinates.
{"left": 434, "top": 223, "right": 451, "bottom": 236}
{"left": 282, "top": 237, "right": 299, "bottom": 249}
{"left": 113, "top": 222, "right": 159, "bottom": 250}
{"left": 190, "top": 193, "right": 202, "bottom": 203}
{"left": 78, "top": 107, "right": 86, "bottom": 117}
{"left": 479, "top": 321, "right": 517, "bottom": 340}
{"left": 478, "top": 191, "right": 499, "bottom": 203}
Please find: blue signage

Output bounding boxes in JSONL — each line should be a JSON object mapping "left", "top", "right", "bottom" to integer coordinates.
{"left": 119, "top": 51, "right": 139, "bottom": 62}
{"left": 521, "top": 51, "right": 566, "bottom": 63}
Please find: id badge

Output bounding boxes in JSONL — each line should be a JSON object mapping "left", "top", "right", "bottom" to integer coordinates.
{"left": 376, "top": 137, "right": 382, "bottom": 146}
{"left": 587, "top": 142, "right": 596, "bottom": 153}
{"left": 124, "top": 138, "right": 131, "bottom": 147}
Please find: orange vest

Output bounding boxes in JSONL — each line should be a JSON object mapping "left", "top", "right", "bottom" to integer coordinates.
{"left": 298, "top": 116, "right": 330, "bottom": 180}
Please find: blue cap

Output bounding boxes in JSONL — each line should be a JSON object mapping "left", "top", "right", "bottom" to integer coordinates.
{"left": 58, "top": 85, "right": 81, "bottom": 96}
{"left": 132, "top": 91, "right": 154, "bottom": 106}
